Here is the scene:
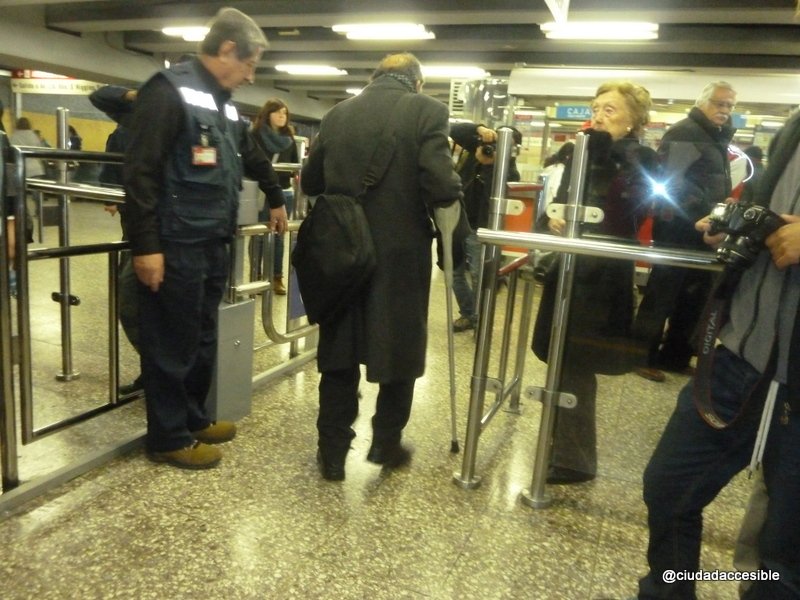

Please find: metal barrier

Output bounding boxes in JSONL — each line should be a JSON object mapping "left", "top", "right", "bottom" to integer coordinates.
{"left": 453, "top": 128, "right": 536, "bottom": 489}
{"left": 1, "top": 135, "right": 133, "bottom": 500}
{"left": 453, "top": 131, "right": 724, "bottom": 509}
{"left": 0, "top": 132, "right": 318, "bottom": 511}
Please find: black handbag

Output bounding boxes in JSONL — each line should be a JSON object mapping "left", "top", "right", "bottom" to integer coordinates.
{"left": 292, "top": 96, "right": 407, "bottom": 325}
{"left": 292, "top": 193, "right": 376, "bottom": 324}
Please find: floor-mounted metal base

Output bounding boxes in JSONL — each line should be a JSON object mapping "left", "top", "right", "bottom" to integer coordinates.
{"left": 520, "top": 488, "right": 552, "bottom": 509}
{"left": 452, "top": 472, "right": 481, "bottom": 490}
{"left": 55, "top": 371, "right": 80, "bottom": 382}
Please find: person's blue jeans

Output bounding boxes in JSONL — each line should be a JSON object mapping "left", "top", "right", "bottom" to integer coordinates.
{"left": 638, "top": 345, "right": 800, "bottom": 599}
{"left": 452, "top": 231, "right": 481, "bottom": 321}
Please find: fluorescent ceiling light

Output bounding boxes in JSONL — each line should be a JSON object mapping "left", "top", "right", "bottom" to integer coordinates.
{"left": 540, "top": 21, "right": 659, "bottom": 40}
{"left": 275, "top": 65, "right": 348, "bottom": 76}
{"left": 332, "top": 23, "right": 434, "bottom": 40}
{"left": 162, "top": 26, "right": 209, "bottom": 42}
{"left": 422, "top": 66, "right": 489, "bottom": 79}
{"left": 346, "top": 88, "right": 363, "bottom": 96}
{"left": 760, "top": 121, "right": 784, "bottom": 128}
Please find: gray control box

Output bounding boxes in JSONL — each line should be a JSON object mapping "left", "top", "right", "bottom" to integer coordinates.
{"left": 206, "top": 299, "right": 255, "bottom": 422}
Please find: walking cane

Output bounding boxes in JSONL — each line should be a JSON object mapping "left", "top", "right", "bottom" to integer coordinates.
{"left": 749, "top": 379, "right": 780, "bottom": 474}
{"left": 435, "top": 203, "right": 461, "bottom": 453}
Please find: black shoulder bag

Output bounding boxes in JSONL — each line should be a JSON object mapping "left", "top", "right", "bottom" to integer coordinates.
{"left": 291, "top": 97, "right": 407, "bottom": 325}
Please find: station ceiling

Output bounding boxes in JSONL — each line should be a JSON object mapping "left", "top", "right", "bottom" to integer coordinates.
{"left": 0, "top": 0, "right": 798, "bottom": 117}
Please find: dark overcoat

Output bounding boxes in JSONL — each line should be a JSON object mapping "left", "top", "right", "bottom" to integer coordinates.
{"left": 301, "top": 75, "right": 462, "bottom": 383}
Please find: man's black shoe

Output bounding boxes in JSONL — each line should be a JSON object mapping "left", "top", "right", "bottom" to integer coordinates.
{"left": 119, "top": 376, "right": 143, "bottom": 396}
{"left": 546, "top": 466, "right": 596, "bottom": 485}
{"left": 316, "top": 450, "right": 345, "bottom": 481}
{"left": 366, "top": 443, "right": 412, "bottom": 468}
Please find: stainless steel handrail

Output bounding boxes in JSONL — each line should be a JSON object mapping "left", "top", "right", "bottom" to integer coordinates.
{"left": 0, "top": 134, "right": 312, "bottom": 502}
{"left": 26, "top": 179, "right": 125, "bottom": 203}
{"left": 0, "top": 131, "right": 19, "bottom": 489}
{"left": 474, "top": 206, "right": 722, "bottom": 510}
{"left": 475, "top": 229, "right": 722, "bottom": 271}
{"left": 454, "top": 128, "right": 517, "bottom": 489}
{"left": 233, "top": 221, "right": 317, "bottom": 345}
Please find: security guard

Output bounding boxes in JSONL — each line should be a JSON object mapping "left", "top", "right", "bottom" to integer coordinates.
{"left": 124, "top": 8, "right": 287, "bottom": 469}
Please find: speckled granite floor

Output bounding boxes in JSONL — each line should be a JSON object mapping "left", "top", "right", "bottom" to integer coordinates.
{"left": 0, "top": 202, "right": 751, "bottom": 599}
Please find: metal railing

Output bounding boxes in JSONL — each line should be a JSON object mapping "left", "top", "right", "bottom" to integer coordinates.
{"left": 453, "top": 128, "right": 538, "bottom": 489}
{"left": 452, "top": 130, "right": 723, "bottom": 509}
{"left": 0, "top": 133, "right": 318, "bottom": 511}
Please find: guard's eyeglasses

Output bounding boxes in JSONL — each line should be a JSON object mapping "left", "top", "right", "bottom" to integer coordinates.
{"left": 709, "top": 100, "right": 736, "bottom": 111}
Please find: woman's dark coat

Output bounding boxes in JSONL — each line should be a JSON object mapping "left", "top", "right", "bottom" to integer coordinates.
{"left": 301, "top": 76, "right": 462, "bottom": 382}
{"left": 533, "top": 132, "right": 658, "bottom": 372}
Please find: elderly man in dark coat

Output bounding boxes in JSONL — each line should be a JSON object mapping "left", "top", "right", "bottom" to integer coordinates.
{"left": 301, "top": 52, "right": 463, "bottom": 481}
{"left": 635, "top": 81, "right": 736, "bottom": 381}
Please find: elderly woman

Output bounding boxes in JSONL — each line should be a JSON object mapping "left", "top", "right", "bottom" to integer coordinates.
{"left": 533, "top": 81, "right": 659, "bottom": 484}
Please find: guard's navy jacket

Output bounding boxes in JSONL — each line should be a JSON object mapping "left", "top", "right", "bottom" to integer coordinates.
{"left": 124, "top": 58, "right": 284, "bottom": 256}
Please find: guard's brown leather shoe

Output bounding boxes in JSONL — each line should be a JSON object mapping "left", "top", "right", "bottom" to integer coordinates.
{"left": 148, "top": 442, "right": 221, "bottom": 470}
{"left": 192, "top": 421, "right": 237, "bottom": 444}
{"left": 273, "top": 276, "right": 287, "bottom": 295}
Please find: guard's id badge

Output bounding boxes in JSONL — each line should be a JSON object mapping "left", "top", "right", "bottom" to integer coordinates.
{"left": 192, "top": 125, "right": 217, "bottom": 166}
{"left": 192, "top": 145, "right": 217, "bottom": 166}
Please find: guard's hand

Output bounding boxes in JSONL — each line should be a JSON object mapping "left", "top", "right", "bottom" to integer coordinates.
{"left": 133, "top": 253, "right": 165, "bottom": 292}
{"left": 548, "top": 217, "right": 567, "bottom": 236}
{"left": 269, "top": 205, "right": 289, "bottom": 234}
{"left": 766, "top": 214, "right": 800, "bottom": 270}
{"left": 103, "top": 204, "right": 118, "bottom": 216}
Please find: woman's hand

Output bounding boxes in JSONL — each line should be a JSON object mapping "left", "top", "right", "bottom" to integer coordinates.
{"left": 548, "top": 217, "right": 567, "bottom": 236}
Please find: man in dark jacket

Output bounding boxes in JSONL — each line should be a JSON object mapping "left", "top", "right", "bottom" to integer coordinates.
{"left": 635, "top": 81, "right": 737, "bottom": 381}
{"left": 301, "top": 52, "right": 463, "bottom": 481}
{"left": 124, "top": 8, "right": 287, "bottom": 470}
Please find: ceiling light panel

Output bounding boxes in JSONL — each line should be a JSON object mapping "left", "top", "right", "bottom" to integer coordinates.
{"left": 274, "top": 65, "right": 348, "bottom": 76}
{"left": 162, "top": 26, "right": 209, "bottom": 42}
{"left": 332, "top": 23, "right": 434, "bottom": 40}
{"left": 540, "top": 22, "right": 659, "bottom": 41}
{"left": 423, "top": 66, "right": 489, "bottom": 79}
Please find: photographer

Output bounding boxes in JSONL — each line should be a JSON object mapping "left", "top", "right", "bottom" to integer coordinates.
{"left": 634, "top": 109, "right": 800, "bottom": 599}
{"left": 448, "top": 122, "right": 520, "bottom": 332}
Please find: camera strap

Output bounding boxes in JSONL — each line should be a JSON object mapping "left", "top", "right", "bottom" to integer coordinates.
{"left": 693, "top": 268, "right": 776, "bottom": 429}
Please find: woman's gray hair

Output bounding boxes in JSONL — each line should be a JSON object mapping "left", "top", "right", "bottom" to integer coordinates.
{"left": 199, "top": 7, "right": 269, "bottom": 59}
{"left": 594, "top": 80, "right": 652, "bottom": 135}
{"left": 695, "top": 81, "right": 736, "bottom": 107}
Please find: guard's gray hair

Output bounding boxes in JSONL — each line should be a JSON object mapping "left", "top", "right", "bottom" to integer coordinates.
{"left": 199, "top": 7, "right": 269, "bottom": 59}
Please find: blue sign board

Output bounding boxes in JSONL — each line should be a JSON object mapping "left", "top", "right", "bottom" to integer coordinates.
{"left": 730, "top": 114, "right": 747, "bottom": 129}
{"left": 555, "top": 105, "right": 592, "bottom": 121}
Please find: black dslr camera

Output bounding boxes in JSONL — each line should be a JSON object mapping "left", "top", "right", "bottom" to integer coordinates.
{"left": 707, "top": 202, "right": 785, "bottom": 270}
